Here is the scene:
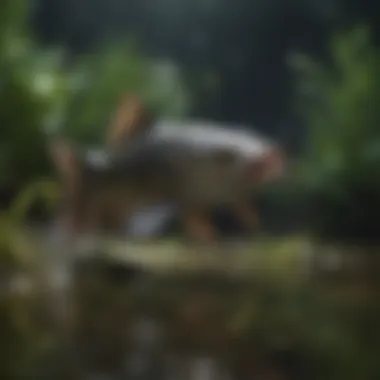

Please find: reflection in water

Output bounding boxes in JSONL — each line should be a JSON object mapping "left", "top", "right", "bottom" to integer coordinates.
{"left": 2, "top": 238, "right": 379, "bottom": 380}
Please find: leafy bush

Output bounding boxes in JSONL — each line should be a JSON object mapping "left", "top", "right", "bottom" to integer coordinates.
{"left": 0, "top": 0, "right": 191, "bottom": 202}
{"left": 288, "top": 26, "right": 380, "bottom": 243}
{"left": 60, "top": 42, "right": 191, "bottom": 145}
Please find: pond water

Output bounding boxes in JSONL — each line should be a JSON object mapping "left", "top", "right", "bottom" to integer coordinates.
{"left": 1, "top": 228, "right": 380, "bottom": 380}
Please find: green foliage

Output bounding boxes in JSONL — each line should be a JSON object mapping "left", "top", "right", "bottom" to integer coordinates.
{"left": 0, "top": 35, "right": 61, "bottom": 190}
{"left": 0, "top": 0, "right": 191, "bottom": 197}
{"left": 61, "top": 42, "right": 191, "bottom": 144}
{"left": 288, "top": 26, "right": 380, "bottom": 242}
{"left": 0, "top": 0, "right": 29, "bottom": 50}
{"left": 0, "top": 0, "right": 73, "bottom": 192}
